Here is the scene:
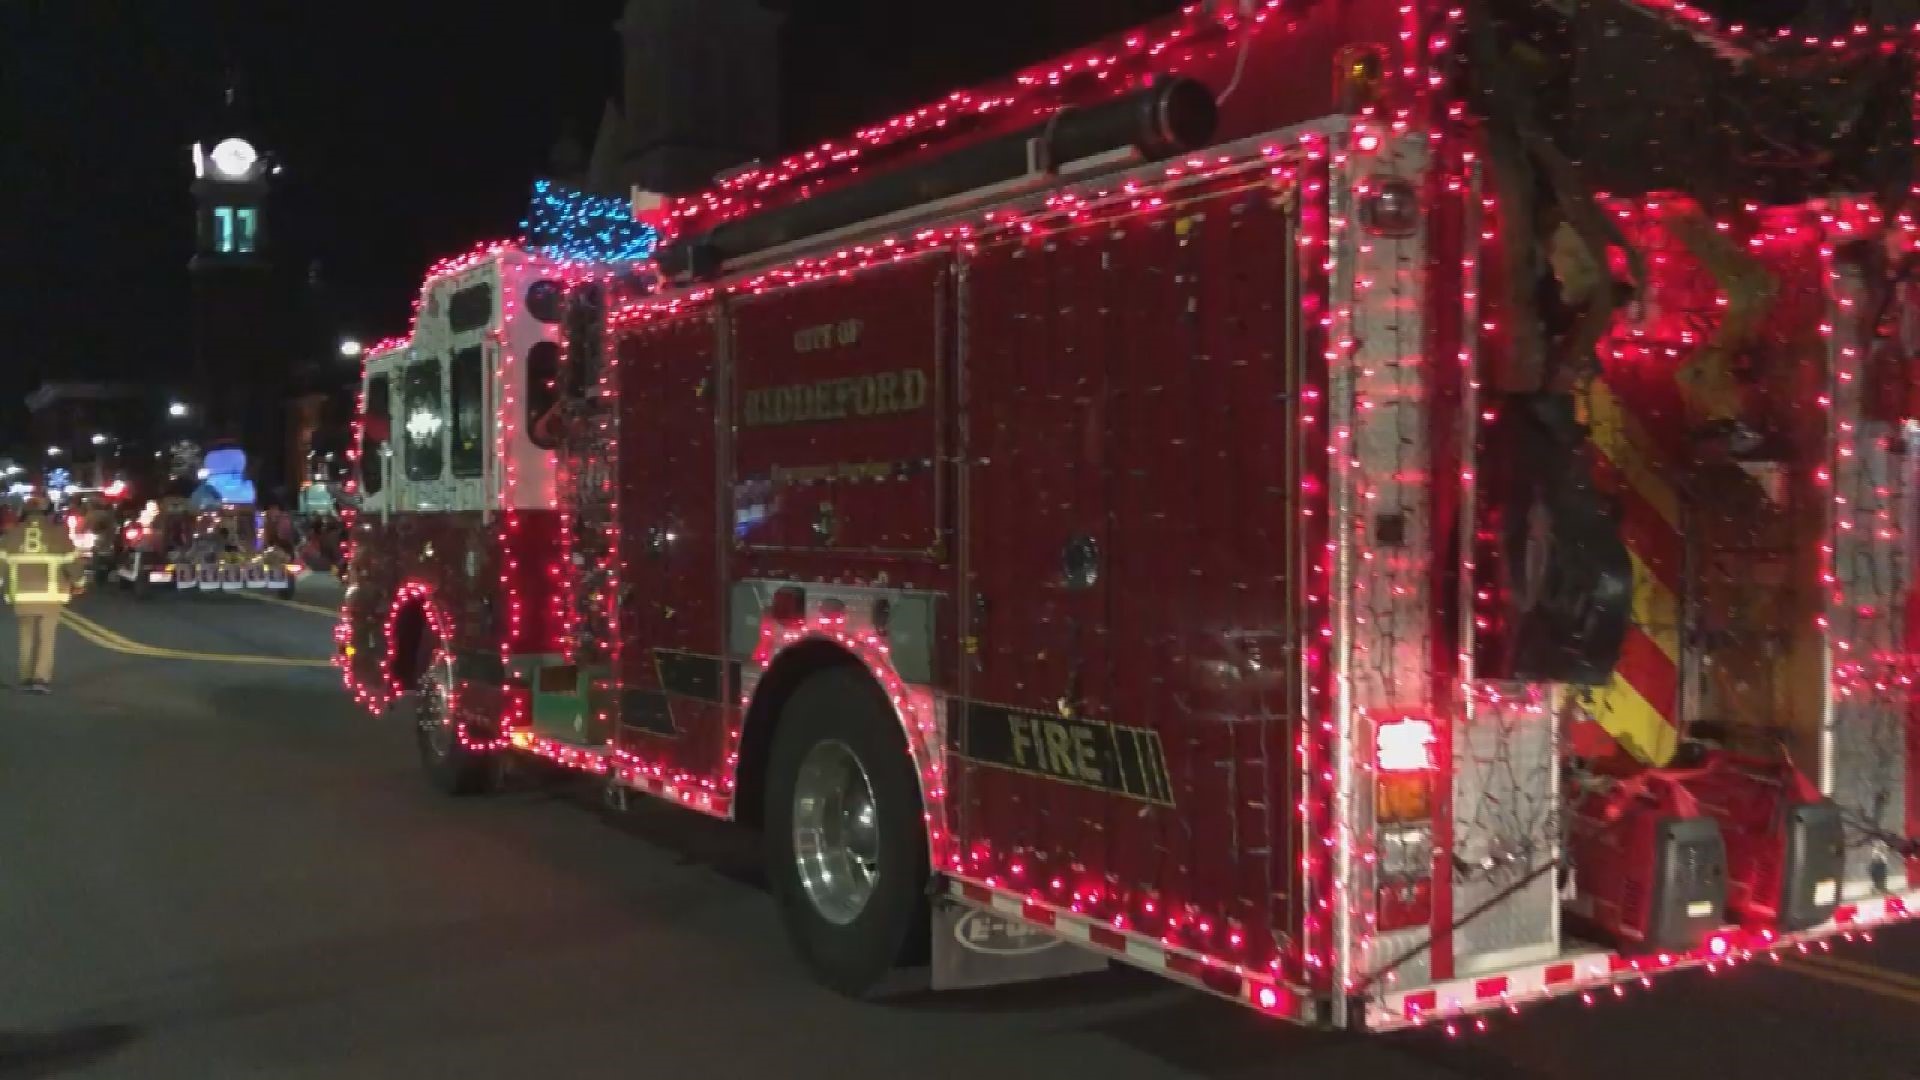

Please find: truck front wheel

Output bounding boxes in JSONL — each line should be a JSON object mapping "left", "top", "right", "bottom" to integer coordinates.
{"left": 411, "top": 634, "right": 493, "bottom": 796}
{"left": 765, "top": 666, "right": 930, "bottom": 998}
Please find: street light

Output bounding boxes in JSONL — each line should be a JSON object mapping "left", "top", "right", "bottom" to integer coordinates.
{"left": 47, "top": 446, "right": 62, "bottom": 457}
{"left": 168, "top": 402, "right": 189, "bottom": 418}
{"left": 90, "top": 433, "right": 109, "bottom": 446}
{"left": 339, "top": 338, "right": 364, "bottom": 360}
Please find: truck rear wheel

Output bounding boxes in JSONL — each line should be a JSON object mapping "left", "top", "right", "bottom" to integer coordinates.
{"left": 411, "top": 634, "right": 493, "bottom": 796}
{"left": 765, "top": 666, "right": 930, "bottom": 998}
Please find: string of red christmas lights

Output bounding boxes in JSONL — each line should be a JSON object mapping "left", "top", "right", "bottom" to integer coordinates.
{"left": 324, "top": 0, "right": 1920, "bottom": 1036}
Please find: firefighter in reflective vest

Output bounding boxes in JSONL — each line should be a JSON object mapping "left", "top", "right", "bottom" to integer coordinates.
{"left": 0, "top": 498, "right": 85, "bottom": 693}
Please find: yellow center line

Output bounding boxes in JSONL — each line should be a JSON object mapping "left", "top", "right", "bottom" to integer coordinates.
{"left": 60, "top": 614, "right": 151, "bottom": 654}
{"left": 1782, "top": 957, "right": 1920, "bottom": 1008}
{"left": 63, "top": 610, "right": 154, "bottom": 651}
{"left": 1793, "top": 952, "right": 1920, "bottom": 995}
{"left": 220, "top": 589, "right": 340, "bottom": 618}
{"left": 60, "top": 610, "right": 333, "bottom": 669}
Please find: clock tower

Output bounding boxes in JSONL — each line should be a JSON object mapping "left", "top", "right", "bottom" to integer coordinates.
{"left": 188, "top": 84, "right": 288, "bottom": 496}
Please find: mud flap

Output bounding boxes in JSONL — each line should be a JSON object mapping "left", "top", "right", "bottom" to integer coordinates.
{"left": 928, "top": 899, "right": 1107, "bottom": 992}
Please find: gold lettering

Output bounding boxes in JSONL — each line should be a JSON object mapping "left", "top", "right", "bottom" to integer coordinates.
{"left": 740, "top": 369, "right": 930, "bottom": 428}
{"left": 794, "top": 321, "right": 862, "bottom": 352}
{"left": 793, "top": 325, "right": 828, "bottom": 353}
{"left": 1072, "top": 728, "right": 1101, "bottom": 783}
{"left": 1043, "top": 722, "right": 1076, "bottom": 777}
{"left": 1010, "top": 717, "right": 1036, "bottom": 767}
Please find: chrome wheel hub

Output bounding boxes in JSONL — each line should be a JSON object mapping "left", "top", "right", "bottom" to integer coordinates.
{"left": 416, "top": 655, "right": 456, "bottom": 759}
{"left": 792, "top": 740, "right": 881, "bottom": 925}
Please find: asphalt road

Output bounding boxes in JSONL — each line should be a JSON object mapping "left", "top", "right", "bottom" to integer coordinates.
{"left": 4, "top": 585, "right": 1920, "bottom": 1079}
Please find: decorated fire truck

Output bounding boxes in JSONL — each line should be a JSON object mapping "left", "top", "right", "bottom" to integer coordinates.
{"left": 339, "top": 0, "right": 1920, "bottom": 1032}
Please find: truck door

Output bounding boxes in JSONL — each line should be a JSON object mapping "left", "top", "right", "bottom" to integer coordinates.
{"left": 613, "top": 313, "right": 728, "bottom": 781}
{"left": 346, "top": 368, "right": 395, "bottom": 689}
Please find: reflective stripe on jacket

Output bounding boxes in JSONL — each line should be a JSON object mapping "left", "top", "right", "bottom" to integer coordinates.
{"left": 0, "top": 520, "right": 81, "bottom": 605}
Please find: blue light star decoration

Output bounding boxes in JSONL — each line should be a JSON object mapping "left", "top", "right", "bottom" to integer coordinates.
{"left": 522, "top": 179, "right": 660, "bottom": 264}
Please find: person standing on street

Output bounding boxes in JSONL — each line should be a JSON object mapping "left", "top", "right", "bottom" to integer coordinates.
{"left": 0, "top": 497, "right": 85, "bottom": 693}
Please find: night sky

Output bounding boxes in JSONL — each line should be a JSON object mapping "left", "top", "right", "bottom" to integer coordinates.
{"left": 0, "top": 0, "right": 1808, "bottom": 444}
{"left": 0, "top": 0, "right": 1182, "bottom": 444}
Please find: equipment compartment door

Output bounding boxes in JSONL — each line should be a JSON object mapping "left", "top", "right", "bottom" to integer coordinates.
{"left": 613, "top": 314, "right": 730, "bottom": 782}
{"left": 955, "top": 183, "right": 1303, "bottom": 967}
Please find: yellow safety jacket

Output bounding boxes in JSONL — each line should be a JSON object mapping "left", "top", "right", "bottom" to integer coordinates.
{"left": 0, "top": 518, "right": 82, "bottom": 606}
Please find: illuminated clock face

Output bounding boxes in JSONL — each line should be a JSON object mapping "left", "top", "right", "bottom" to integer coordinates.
{"left": 210, "top": 137, "right": 257, "bottom": 179}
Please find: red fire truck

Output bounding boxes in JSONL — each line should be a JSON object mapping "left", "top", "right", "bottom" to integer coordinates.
{"left": 339, "top": 0, "right": 1920, "bottom": 1031}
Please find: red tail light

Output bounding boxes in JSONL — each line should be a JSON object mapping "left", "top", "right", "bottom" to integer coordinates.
{"left": 1376, "top": 716, "right": 1438, "bottom": 932}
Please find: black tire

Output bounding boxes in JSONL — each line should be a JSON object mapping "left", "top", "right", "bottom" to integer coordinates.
{"left": 765, "top": 666, "right": 930, "bottom": 998}
{"left": 410, "top": 631, "right": 494, "bottom": 796}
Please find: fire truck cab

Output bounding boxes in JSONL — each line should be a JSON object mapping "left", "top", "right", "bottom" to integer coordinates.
{"left": 341, "top": 0, "right": 1920, "bottom": 1033}
{"left": 340, "top": 246, "right": 583, "bottom": 722}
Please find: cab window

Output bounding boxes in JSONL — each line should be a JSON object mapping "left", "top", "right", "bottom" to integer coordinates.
{"left": 403, "top": 358, "right": 446, "bottom": 481}
{"left": 526, "top": 341, "right": 562, "bottom": 450}
{"left": 362, "top": 375, "right": 391, "bottom": 495}
{"left": 450, "top": 346, "right": 485, "bottom": 478}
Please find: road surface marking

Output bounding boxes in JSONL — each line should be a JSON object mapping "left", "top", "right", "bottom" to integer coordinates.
{"left": 1783, "top": 956, "right": 1920, "bottom": 1008}
{"left": 60, "top": 610, "right": 333, "bottom": 669}
{"left": 1794, "top": 952, "right": 1920, "bottom": 995}
{"left": 222, "top": 590, "right": 340, "bottom": 617}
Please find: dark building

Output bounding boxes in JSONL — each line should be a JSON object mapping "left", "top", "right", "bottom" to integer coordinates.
{"left": 189, "top": 87, "right": 296, "bottom": 503}
{"left": 286, "top": 261, "right": 362, "bottom": 500}
{"left": 23, "top": 382, "right": 177, "bottom": 491}
{"left": 567, "top": 0, "right": 781, "bottom": 197}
